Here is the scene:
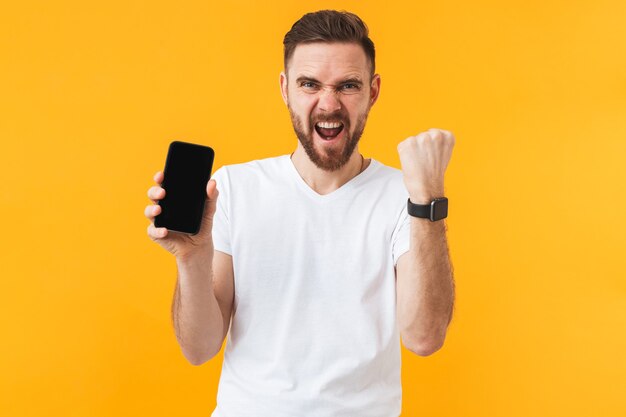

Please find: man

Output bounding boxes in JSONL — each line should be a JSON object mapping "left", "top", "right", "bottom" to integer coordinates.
{"left": 145, "top": 10, "right": 455, "bottom": 417}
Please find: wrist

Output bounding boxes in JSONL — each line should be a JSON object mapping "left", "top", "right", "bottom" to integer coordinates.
{"left": 408, "top": 192, "right": 444, "bottom": 205}
{"left": 406, "top": 181, "right": 444, "bottom": 204}
{"left": 176, "top": 246, "right": 213, "bottom": 266}
{"left": 407, "top": 196, "right": 449, "bottom": 221}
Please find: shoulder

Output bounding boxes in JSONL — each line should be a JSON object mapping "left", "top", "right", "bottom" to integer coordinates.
{"left": 215, "top": 154, "right": 287, "bottom": 175}
{"left": 371, "top": 159, "right": 403, "bottom": 178}
{"left": 212, "top": 154, "right": 290, "bottom": 190}
{"left": 366, "top": 159, "right": 406, "bottom": 190}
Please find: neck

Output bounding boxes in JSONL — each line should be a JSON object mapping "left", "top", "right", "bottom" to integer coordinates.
{"left": 290, "top": 145, "right": 369, "bottom": 195}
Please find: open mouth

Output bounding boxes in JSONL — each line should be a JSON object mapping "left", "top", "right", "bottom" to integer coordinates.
{"left": 314, "top": 121, "right": 344, "bottom": 140}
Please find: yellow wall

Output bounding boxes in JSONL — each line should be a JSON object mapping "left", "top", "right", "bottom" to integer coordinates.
{"left": 1, "top": 1, "right": 624, "bottom": 415}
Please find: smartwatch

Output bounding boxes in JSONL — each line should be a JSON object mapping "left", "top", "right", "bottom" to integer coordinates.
{"left": 407, "top": 197, "right": 448, "bottom": 221}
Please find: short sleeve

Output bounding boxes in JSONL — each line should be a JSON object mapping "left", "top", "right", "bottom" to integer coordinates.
{"left": 391, "top": 204, "right": 411, "bottom": 266}
{"left": 211, "top": 166, "right": 232, "bottom": 255}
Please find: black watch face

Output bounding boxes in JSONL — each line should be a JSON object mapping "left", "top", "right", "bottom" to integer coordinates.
{"left": 432, "top": 198, "right": 449, "bottom": 221}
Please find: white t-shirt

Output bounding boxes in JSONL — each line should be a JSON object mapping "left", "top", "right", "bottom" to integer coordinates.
{"left": 209, "top": 154, "right": 411, "bottom": 417}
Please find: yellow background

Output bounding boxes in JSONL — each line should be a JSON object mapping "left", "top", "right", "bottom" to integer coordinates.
{"left": 1, "top": 0, "right": 624, "bottom": 415}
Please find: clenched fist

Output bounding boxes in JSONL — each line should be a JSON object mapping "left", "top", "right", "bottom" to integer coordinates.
{"left": 397, "top": 128, "right": 455, "bottom": 204}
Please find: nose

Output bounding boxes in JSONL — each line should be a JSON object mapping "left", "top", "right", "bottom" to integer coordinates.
{"left": 317, "top": 87, "right": 342, "bottom": 113}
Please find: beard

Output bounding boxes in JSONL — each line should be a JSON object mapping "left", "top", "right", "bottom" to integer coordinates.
{"left": 288, "top": 104, "right": 368, "bottom": 172}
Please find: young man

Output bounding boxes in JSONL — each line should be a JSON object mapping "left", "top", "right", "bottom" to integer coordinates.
{"left": 145, "top": 10, "right": 455, "bottom": 417}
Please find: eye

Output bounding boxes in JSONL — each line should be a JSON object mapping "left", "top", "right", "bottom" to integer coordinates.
{"left": 340, "top": 83, "right": 361, "bottom": 93}
{"left": 300, "top": 81, "right": 317, "bottom": 89}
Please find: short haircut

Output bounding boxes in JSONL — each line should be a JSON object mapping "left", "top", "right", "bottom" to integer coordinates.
{"left": 283, "top": 10, "right": 376, "bottom": 76}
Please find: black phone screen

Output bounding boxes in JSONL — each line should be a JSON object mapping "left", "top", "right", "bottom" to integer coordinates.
{"left": 154, "top": 141, "right": 215, "bottom": 235}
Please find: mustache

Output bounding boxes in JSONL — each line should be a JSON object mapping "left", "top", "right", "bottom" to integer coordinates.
{"left": 311, "top": 112, "right": 349, "bottom": 124}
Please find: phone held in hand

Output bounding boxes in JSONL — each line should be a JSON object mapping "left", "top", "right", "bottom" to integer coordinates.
{"left": 154, "top": 141, "right": 215, "bottom": 235}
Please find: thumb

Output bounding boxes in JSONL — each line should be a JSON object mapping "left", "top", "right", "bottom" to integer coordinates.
{"left": 203, "top": 179, "right": 219, "bottom": 221}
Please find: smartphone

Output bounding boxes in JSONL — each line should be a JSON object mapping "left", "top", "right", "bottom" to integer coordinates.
{"left": 154, "top": 141, "right": 215, "bottom": 235}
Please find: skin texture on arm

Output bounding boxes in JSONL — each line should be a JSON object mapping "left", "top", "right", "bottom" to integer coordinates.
{"left": 171, "top": 250, "right": 234, "bottom": 365}
{"left": 395, "top": 219, "right": 455, "bottom": 356}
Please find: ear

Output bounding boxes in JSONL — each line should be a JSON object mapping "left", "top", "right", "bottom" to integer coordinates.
{"left": 368, "top": 73, "right": 381, "bottom": 107}
{"left": 279, "top": 71, "right": 289, "bottom": 105}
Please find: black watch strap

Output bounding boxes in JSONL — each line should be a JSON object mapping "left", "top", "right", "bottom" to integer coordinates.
{"left": 407, "top": 197, "right": 448, "bottom": 221}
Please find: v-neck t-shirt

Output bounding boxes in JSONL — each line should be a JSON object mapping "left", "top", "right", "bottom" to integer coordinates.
{"left": 210, "top": 154, "right": 411, "bottom": 417}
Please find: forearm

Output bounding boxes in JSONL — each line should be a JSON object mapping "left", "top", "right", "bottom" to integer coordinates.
{"left": 172, "top": 252, "right": 224, "bottom": 365}
{"left": 397, "top": 217, "right": 455, "bottom": 354}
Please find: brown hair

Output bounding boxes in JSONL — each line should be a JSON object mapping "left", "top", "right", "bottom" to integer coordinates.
{"left": 283, "top": 10, "right": 376, "bottom": 76}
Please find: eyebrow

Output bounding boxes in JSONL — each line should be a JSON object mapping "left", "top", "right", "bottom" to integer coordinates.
{"left": 295, "top": 76, "right": 364, "bottom": 86}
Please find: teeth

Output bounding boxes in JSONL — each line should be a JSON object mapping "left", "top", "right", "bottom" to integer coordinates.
{"left": 316, "top": 121, "right": 343, "bottom": 129}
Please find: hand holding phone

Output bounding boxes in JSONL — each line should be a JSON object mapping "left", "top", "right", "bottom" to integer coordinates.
{"left": 145, "top": 141, "right": 218, "bottom": 259}
{"left": 155, "top": 141, "right": 215, "bottom": 234}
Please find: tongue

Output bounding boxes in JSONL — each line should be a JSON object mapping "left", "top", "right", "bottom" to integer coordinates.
{"left": 317, "top": 126, "right": 343, "bottom": 138}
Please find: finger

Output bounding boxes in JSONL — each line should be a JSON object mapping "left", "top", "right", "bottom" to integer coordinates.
{"left": 427, "top": 128, "right": 443, "bottom": 141}
{"left": 439, "top": 129, "right": 453, "bottom": 138}
{"left": 207, "top": 179, "right": 218, "bottom": 200}
{"left": 204, "top": 179, "right": 219, "bottom": 219}
{"left": 144, "top": 204, "right": 161, "bottom": 220}
{"left": 442, "top": 130, "right": 456, "bottom": 146}
{"left": 147, "top": 185, "right": 166, "bottom": 202}
{"left": 416, "top": 131, "right": 432, "bottom": 144}
{"left": 154, "top": 170, "right": 164, "bottom": 184}
{"left": 429, "top": 129, "right": 455, "bottom": 150}
{"left": 147, "top": 223, "right": 169, "bottom": 239}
